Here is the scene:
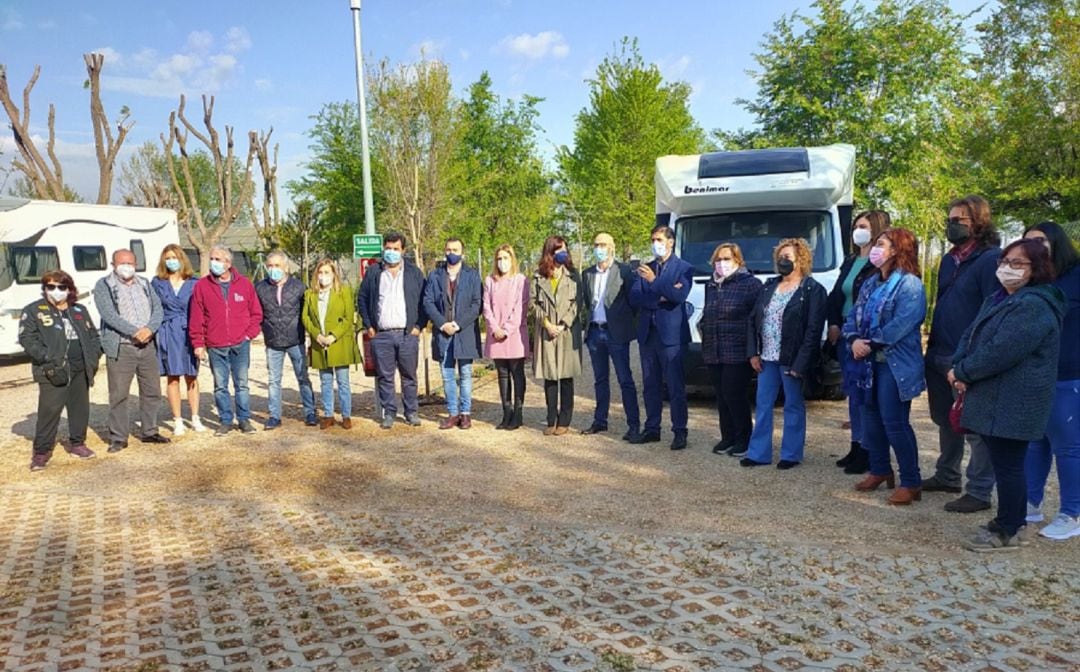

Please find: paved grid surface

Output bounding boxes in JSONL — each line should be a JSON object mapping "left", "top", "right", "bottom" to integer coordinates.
{"left": 0, "top": 487, "right": 1076, "bottom": 672}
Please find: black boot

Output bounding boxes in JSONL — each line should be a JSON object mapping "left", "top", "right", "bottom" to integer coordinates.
{"left": 496, "top": 406, "right": 513, "bottom": 430}
{"left": 844, "top": 446, "right": 870, "bottom": 474}
{"left": 836, "top": 441, "right": 860, "bottom": 468}
{"left": 508, "top": 404, "right": 523, "bottom": 430}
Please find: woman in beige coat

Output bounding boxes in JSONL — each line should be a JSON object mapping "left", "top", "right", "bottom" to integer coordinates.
{"left": 532, "top": 235, "right": 583, "bottom": 435}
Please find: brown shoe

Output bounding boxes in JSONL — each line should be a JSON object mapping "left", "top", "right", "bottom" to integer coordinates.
{"left": 439, "top": 415, "right": 460, "bottom": 430}
{"left": 855, "top": 473, "right": 895, "bottom": 491}
{"left": 341, "top": 417, "right": 352, "bottom": 429}
{"left": 543, "top": 426, "right": 557, "bottom": 436}
{"left": 888, "top": 487, "right": 922, "bottom": 505}
{"left": 319, "top": 417, "right": 334, "bottom": 430}
{"left": 459, "top": 415, "right": 472, "bottom": 429}
{"left": 553, "top": 426, "right": 568, "bottom": 436}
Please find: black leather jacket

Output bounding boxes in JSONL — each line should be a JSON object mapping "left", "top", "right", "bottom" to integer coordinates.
{"left": 18, "top": 300, "right": 103, "bottom": 386}
{"left": 747, "top": 276, "right": 828, "bottom": 377}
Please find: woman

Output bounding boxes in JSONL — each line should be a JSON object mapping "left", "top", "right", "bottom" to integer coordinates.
{"left": 700, "top": 243, "right": 763, "bottom": 456}
{"left": 843, "top": 229, "right": 927, "bottom": 504}
{"left": 949, "top": 239, "right": 1065, "bottom": 552}
{"left": 532, "top": 235, "right": 582, "bottom": 435}
{"left": 151, "top": 244, "right": 205, "bottom": 435}
{"left": 1023, "top": 222, "right": 1080, "bottom": 540}
{"left": 483, "top": 244, "right": 530, "bottom": 431}
{"left": 743, "top": 238, "right": 827, "bottom": 469}
{"left": 828, "top": 210, "right": 891, "bottom": 473}
{"left": 18, "top": 270, "right": 103, "bottom": 471}
{"left": 303, "top": 259, "right": 361, "bottom": 429}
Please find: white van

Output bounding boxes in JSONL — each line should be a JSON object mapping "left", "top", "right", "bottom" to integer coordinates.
{"left": 655, "top": 144, "right": 856, "bottom": 395}
{"left": 0, "top": 198, "right": 179, "bottom": 356}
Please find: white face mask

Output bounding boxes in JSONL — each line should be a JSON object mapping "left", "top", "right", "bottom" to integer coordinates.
{"left": 318, "top": 273, "right": 333, "bottom": 288}
{"left": 47, "top": 288, "right": 68, "bottom": 304}
{"left": 497, "top": 258, "right": 511, "bottom": 275}
{"left": 652, "top": 240, "right": 668, "bottom": 258}
{"left": 115, "top": 264, "right": 136, "bottom": 280}
{"left": 852, "top": 228, "right": 872, "bottom": 247}
{"left": 995, "top": 265, "right": 1028, "bottom": 289}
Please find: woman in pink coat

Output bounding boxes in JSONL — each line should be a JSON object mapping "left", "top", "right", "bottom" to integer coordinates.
{"left": 484, "top": 244, "right": 530, "bottom": 430}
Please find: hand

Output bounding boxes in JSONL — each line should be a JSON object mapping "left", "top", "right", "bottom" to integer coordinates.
{"left": 750, "top": 356, "right": 762, "bottom": 373}
{"left": 316, "top": 334, "right": 328, "bottom": 347}
{"left": 133, "top": 327, "right": 152, "bottom": 344}
{"left": 786, "top": 369, "right": 802, "bottom": 379}
{"left": 366, "top": 327, "right": 376, "bottom": 338}
{"left": 954, "top": 380, "right": 967, "bottom": 394}
{"left": 409, "top": 327, "right": 421, "bottom": 337}
{"left": 441, "top": 322, "right": 456, "bottom": 335}
{"left": 852, "top": 338, "right": 872, "bottom": 360}
{"left": 194, "top": 347, "right": 206, "bottom": 361}
{"left": 827, "top": 325, "right": 841, "bottom": 344}
{"left": 545, "top": 322, "right": 560, "bottom": 339}
{"left": 636, "top": 265, "right": 656, "bottom": 283}
{"left": 326, "top": 334, "right": 336, "bottom": 345}
{"left": 673, "top": 282, "right": 683, "bottom": 289}
{"left": 493, "top": 327, "right": 506, "bottom": 340}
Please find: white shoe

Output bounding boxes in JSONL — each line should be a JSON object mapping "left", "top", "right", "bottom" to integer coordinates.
{"left": 190, "top": 417, "right": 208, "bottom": 432}
{"left": 1026, "top": 501, "right": 1043, "bottom": 523}
{"left": 1039, "top": 513, "right": 1080, "bottom": 540}
{"left": 172, "top": 418, "right": 186, "bottom": 437}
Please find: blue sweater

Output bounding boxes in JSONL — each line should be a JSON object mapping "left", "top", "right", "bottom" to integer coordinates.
{"left": 1053, "top": 263, "right": 1080, "bottom": 381}
{"left": 925, "top": 244, "right": 1000, "bottom": 371}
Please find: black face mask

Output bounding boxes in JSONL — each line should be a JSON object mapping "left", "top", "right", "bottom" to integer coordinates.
{"left": 777, "top": 258, "right": 795, "bottom": 276}
{"left": 946, "top": 219, "right": 971, "bottom": 245}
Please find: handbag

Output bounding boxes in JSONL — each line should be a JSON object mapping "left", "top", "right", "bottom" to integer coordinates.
{"left": 949, "top": 391, "right": 970, "bottom": 435}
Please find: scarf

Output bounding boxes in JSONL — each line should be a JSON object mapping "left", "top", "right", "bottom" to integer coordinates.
{"left": 843, "top": 271, "right": 904, "bottom": 404}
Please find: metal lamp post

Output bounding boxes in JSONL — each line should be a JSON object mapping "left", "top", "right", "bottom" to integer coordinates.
{"left": 350, "top": 0, "right": 376, "bottom": 235}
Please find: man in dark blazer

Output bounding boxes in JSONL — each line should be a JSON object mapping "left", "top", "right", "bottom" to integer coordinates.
{"left": 580, "top": 232, "right": 641, "bottom": 441}
{"left": 629, "top": 224, "right": 695, "bottom": 450}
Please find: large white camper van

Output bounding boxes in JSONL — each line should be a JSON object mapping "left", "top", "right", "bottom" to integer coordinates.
{"left": 655, "top": 144, "right": 855, "bottom": 393}
{"left": 0, "top": 199, "right": 179, "bottom": 356}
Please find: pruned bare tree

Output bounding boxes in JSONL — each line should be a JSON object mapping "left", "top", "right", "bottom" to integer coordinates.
{"left": 161, "top": 94, "right": 257, "bottom": 274}
{"left": 84, "top": 53, "right": 133, "bottom": 204}
{"left": 250, "top": 127, "right": 280, "bottom": 249}
{"left": 0, "top": 64, "right": 66, "bottom": 200}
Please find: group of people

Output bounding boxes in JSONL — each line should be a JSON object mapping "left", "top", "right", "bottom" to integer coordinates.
{"left": 17, "top": 196, "right": 1078, "bottom": 552}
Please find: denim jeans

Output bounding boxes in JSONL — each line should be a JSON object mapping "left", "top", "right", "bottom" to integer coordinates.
{"left": 837, "top": 341, "right": 863, "bottom": 443}
{"left": 266, "top": 345, "right": 316, "bottom": 421}
{"left": 862, "top": 360, "right": 922, "bottom": 488}
{"left": 318, "top": 366, "right": 352, "bottom": 418}
{"left": 982, "top": 434, "right": 1028, "bottom": 536}
{"left": 440, "top": 339, "right": 473, "bottom": 416}
{"left": 1026, "top": 379, "right": 1080, "bottom": 517}
{"left": 208, "top": 340, "right": 251, "bottom": 426}
{"left": 747, "top": 360, "right": 806, "bottom": 464}
{"left": 586, "top": 326, "right": 640, "bottom": 431}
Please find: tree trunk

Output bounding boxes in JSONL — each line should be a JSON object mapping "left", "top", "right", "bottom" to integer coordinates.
{"left": 84, "top": 52, "right": 132, "bottom": 204}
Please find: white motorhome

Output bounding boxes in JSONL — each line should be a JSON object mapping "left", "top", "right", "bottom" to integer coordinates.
{"left": 0, "top": 199, "right": 179, "bottom": 356}
{"left": 655, "top": 144, "right": 856, "bottom": 394}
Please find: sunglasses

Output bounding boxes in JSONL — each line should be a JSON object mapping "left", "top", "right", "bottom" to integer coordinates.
{"left": 44, "top": 283, "right": 70, "bottom": 291}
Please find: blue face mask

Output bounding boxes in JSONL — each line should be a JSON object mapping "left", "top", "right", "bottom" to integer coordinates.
{"left": 554, "top": 250, "right": 569, "bottom": 265}
{"left": 267, "top": 267, "right": 285, "bottom": 282}
{"left": 652, "top": 240, "right": 668, "bottom": 258}
{"left": 209, "top": 260, "right": 227, "bottom": 276}
{"left": 383, "top": 248, "right": 402, "bottom": 265}
{"left": 165, "top": 259, "right": 181, "bottom": 273}
{"left": 445, "top": 252, "right": 462, "bottom": 266}
{"left": 594, "top": 246, "right": 609, "bottom": 262}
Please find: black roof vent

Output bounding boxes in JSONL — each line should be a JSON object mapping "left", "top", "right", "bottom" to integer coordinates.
{"left": 698, "top": 148, "right": 809, "bottom": 180}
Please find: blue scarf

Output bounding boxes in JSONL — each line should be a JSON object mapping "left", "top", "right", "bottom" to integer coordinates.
{"left": 843, "top": 271, "right": 904, "bottom": 404}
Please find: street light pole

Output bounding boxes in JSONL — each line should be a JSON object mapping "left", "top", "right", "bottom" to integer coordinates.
{"left": 350, "top": 0, "right": 376, "bottom": 235}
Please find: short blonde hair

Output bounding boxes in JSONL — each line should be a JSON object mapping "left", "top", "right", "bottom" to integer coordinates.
{"left": 710, "top": 242, "right": 745, "bottom": 267}
{"left": 492, "top": 244, "right": 519, "bottom": 278}
{"left": 774, "top": 238, "right": 813, "bottom": 276}
{"left": 311, "top": 258, "right": 342, "bottom": 291}
{"left": 156, "top": 244, "right": 194, "bottom": 280}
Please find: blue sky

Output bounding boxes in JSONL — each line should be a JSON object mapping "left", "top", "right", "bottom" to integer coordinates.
{"left": 1, "top": 0, "right": 992, "bottom": 206}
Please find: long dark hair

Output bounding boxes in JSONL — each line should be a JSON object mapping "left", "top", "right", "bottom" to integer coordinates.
{"left": 949, "top": 195, "right": 1000, "bottom": 247}
{"left": 1024, "top": 221, "right": 1079, "bottom": 277}
{"left": 537, "top": 235, "right": 571, "bottom": 279}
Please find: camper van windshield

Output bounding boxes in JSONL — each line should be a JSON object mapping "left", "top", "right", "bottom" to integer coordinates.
{"left": 677, "top": 210, "right": 836, "bottom": 275}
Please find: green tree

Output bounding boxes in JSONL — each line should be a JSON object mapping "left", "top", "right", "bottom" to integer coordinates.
{"left": 558, "top": 37, "right": 706, "bottom": 260}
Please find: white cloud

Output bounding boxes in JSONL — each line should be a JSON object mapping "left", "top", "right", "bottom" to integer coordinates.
{"left": 411, "top": 38, "right": 447, "bottom": 59}
{"left": 254, "top": 78, "right": 273, "bottom": 92}
{"left": 186, "top": 30, "right": 214, "bottom": 53}
{"left": 91, "top": 47, "right": 124, "bottom": 68}
{"left": 657, "top": 55, "right": 692, "bottom": 79}
{"left": 496, "top": 31, "right": 569, "bottom": 60}
{"left": 224, "top": 26, "right": 252, "bottom": 53}
{"left": 3, "top": 8, "right": 24, "bottom": 31}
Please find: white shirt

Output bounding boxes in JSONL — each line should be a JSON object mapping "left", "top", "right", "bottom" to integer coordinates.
{"left": 591, "top": 264, "right": 611, "bottom": 324}
{"left": 377, "top": 267, "right": 408, "bottom": 330}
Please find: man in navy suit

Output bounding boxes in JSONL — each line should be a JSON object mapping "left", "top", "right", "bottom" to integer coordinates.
{"left": 629, "top": 224, "right": 695, "bottom": 450}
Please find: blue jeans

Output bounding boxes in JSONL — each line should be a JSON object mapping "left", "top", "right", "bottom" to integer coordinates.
{"left": 266, "top": 345, "right": 316, "bottom": 421}
{"left": 208, "top": 341, "right": 251, "bottom": 425}
{"left": 983, "top": 434, "right": 1028, "bottom": 536}
{"left": 747, "top": 361, "right": 806, "bottom": 464}
{"left": 586, "top": 326, "right": 640, "bottom": 431}
{"left": 318, "top": 366, "right": 352, "bottom": 418}
{"left": 1026, "top": 379, "right": 1080, "bottom": 517}
{"left": 837, "top": 341, "right": 863, "bottom": 443}
{"left": 440, "top": 340, "right": 473, "bottom": 416}
{"left": 862, "top": 361, "right": 921, "bottom": 487}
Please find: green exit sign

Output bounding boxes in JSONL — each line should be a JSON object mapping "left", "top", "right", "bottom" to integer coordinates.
{"left": 353, "top": 234, "right": 383, "bottom": 259}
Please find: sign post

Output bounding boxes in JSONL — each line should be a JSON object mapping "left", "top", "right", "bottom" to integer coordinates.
{"left": 353, "top": 233, "right": 383, "bottom": 259}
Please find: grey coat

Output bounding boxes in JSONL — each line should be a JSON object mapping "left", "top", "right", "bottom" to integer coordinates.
{"left": 580, "top": 261, "right": 637, "bottom": 344}
{"left": 532, "top": 270, "right": 583, "bottom": 380}
{"left": 93, "top": 274, "right": 163, "bottom": 360}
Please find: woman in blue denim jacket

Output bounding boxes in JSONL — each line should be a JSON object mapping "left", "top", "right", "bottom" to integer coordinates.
{"left": 843, "top": 228, "right": 927, "bottom": 505}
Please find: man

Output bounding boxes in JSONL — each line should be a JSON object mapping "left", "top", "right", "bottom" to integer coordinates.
{"left": 629, "top": 224, "right": 695, "bottom": 450}
{"left": 423, "top": 238, "right": 482, "bottom": 430}
{"left": 189, "top": 246, "right": 263, "bottom": 436}
{"left": 923, "top": 195, "right": 1001, "bottom": 513}
{"left": 358, "top": 232, "right": 427, "bottom": 430}
{"left": 580, "top": 232, "right": 641, "bottom": 442}
{"left": 254, "top": 251, "right": 317, "bottom": 429}
{"left": 93, "top": 249, "right": 168, "bottom": 453}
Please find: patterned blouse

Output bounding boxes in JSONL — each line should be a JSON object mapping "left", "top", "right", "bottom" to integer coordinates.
{"left": 761, "top": 287, "right": 795, "bottom": 362}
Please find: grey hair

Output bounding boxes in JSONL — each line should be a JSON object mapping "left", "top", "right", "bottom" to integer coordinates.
{"left": 209, "top": 245, "right": 233, "bottom": 261}
{"left": 265, "top": 250, "right": 288, "bottom": 264}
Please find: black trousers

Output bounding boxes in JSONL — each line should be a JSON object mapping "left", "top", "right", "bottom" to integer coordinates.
{"left": 495, "top": 358, "right": 526, "bottom": 408}
{"left": 709, "top": 362, "right": 753, "bottom": 446}
{"left": 544, "top": 378, "right": 574, "bottom": 428}
{"left": 33, "top": 371, "right": 90, "bottom": 455}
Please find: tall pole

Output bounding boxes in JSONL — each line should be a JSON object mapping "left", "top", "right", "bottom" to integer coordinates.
{"left": 350, "top": 0, "right": 376, "bottom": 235}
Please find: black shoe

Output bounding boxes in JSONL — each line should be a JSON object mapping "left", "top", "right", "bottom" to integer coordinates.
{"left": 238, "top": 420, "right": 256, "bottom": 434}
{"left": 712, "top": 438, "right": 735, "bottom": 455}
{"left": 380, "top": 414, "right": 395, "bottom": 430}
{"left": 508, "top": 406, "right": 523, "bottom": 430}
{"left": 496, "top": 407, "right": 513, "bottom": 430}
{"left": 405, "top": 413, "right": 422, "bottom": 427}
{"left": 107, "top": 442, "right": 127, "bottom": 454}
{"left": 581, "top": 423, "right": 608, "bottom": 435}
{"left": 304, "top": 414, "right": 318, "bottom": 427}
{"left": 727, "top": 443, "right": 748, "bottom": 457}
{"left": 944, "top": 494, "right": 992, "bottom": 513}
{"left": 140, "top": 433, "right": 171, "bottom": 444}
{"left": 214, "top": 425, "right": 232, "bottom": 437}
{"left": 629, "top": 431, "right": 661, "bottom": 445}
{"left": 670, "top": 434, "right": 688, "bottom": 451}
{"left": 836, "top": 441, "right": 860, "bottom": 468}
{"left": 740, "top": 457, "right": 769, "bottom": 467}
{"left": 622, "top": 429, "right": 642, "bottom": 442}
{"left": 922, "top": 476, "right": 962, "bottom": 493}
{"left": 843, "top": 447, "right": 869, "bottom": 474}
{"left": 777, "top": 460, "right": 800, "bottom": 470}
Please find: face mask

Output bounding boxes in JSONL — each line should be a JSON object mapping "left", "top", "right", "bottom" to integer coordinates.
{"left": 594, "top": 246, "right": 609, "bottom": 263}
{"left": 869, "top": 246, "right": 889, "bottom": 268}
{"left": 445, "top": 252, "right": 462, "bottom": 266}
{"left": 165, "top": 258, "right": 181, "bottom": 273}
{"left": 715, "top": 260, "right": 737, "bottom": 277}
{"left": 383, "top": 248, "right": 402, "bottom": 265}
{"left": 996, "top": 266, "right": 1028, "bottom": 289}
{"left": 318, "top": 273, "right": 333, "bottom": 288}
{"left": 554, "top": 250, "right": 569, "bottom": 265}
{"left": 497, "top": 259, "right": 511, "bottom": 275}
{"left": 267, "top": 267, "right": 285, "bottom": 283}
{"left": 852, "top": 228, "right": 872, "bottom": 247}
{"left": 115, "top": 264, "right": 136, "bottom": 280}
{"left": 209, "top": 260, "right": 227, "bottom": 276}
{"left": 946, "top": 220, "right": 971, "bottom": 245}
{"left": 777, "top": 258, "right": 795, "bottom": 277}
{"left": 652, "top": 240, "right": 668, "bottom": 257}
{"left": 47, "top": 288, "right": 67, "bottom": 304}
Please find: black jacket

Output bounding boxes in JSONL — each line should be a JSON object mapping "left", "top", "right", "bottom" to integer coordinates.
{"left": 581, "top": 261, "right": 637, "bottom": 344}
{"left": 18, "top": 300, "right": 103, "bottom": 385}
{"left": 826, "top": 253, "right": 878, "bottom": 328}
{"left": 747, "top": 276, "right": 828, "bottom": 377}
{"left": 255, "top": 276, "right": 307, "bottom": 349}
{"left": 357, "top": 261, "right": 428, "bottom": 332}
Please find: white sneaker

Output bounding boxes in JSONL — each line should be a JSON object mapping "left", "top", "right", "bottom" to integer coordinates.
{"left": 1039, "top": 513, "right": 1080, "bottom": 540}
{"left": 1026, "top": 502, "right": 1044, "bottom": 523}
{"left": 190, "top": 416, "right": 208, "bottom": 432}
{"left": 172, "top": 418, "right": 186, "bottom": 437}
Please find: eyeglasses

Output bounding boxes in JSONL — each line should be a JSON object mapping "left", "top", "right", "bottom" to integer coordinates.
{"left": 997, "top": 258, "right": 1031, "bottom": 269}
{"left": 44, "top": 283, "right": 69, "bottom": 291}
{"left": 946, "top": 217, "right": 971, "bottom": 226}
